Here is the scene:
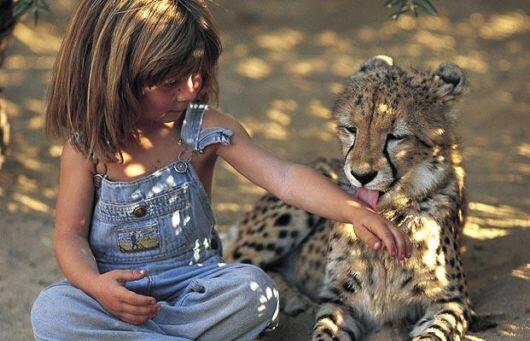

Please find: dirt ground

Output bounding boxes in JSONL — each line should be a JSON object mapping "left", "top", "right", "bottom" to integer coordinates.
{"left": 0, "top": 0, "right": 528, "bottom": 340}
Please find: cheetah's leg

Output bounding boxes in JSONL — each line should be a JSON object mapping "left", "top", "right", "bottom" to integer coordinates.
{"left": 311, "top": 222, "right": 373, "bottom": 340}
{"left": 312, "top": 301, "right": 365, "bottom": 341}
{"left": 409, "top": 301, "right": 469, "bottom": 341}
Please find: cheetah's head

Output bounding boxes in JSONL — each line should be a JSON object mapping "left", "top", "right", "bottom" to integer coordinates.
{"left": 332, "top": 55, "right": 467, "bottom": 209}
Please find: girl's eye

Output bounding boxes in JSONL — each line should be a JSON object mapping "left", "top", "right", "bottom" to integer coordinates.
{"left": 340, "top": 125, "right": 357, "bottom": 135}
{"left": 163, "top": 79, "right": 180, "bottom": 88}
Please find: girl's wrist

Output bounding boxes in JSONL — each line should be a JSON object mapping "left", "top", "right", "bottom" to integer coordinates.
{"left": 72, "top": 271, "right": 102, "bottom": 297}
{"left": 347, "top": 203, "right": 380, "bottom": 228}
{"left": 342, "top": 201, "right": 364, "bottom": 225}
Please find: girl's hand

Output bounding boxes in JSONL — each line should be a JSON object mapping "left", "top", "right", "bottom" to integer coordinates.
{"left": 352, "top": 208, "right": 412, "bottom": 260}
{"left": 208, "top": 109, "right": 412, "bottom": 259}
{"left": 90, "top": 270, "right": 160, "bottom": 325}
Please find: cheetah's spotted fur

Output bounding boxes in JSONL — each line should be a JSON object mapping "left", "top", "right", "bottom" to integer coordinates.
{"left": 225, "top": 56, "right": 477, "bottom": 340}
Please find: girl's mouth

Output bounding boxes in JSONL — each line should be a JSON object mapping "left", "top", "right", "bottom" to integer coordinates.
{"left": 165, "top": 110, "right": 184, "bottom": 116}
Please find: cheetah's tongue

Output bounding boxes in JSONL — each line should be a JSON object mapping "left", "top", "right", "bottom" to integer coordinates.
{"left": 355, "top": 187, "right": 380, "bottom": 211}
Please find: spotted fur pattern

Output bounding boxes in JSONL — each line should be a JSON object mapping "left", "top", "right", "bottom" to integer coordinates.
{"left": 224, "top": 56, "right": 474, "bottom": 340}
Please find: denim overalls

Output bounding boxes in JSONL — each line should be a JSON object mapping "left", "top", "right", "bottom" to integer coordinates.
{"left": 31, "top": 104, "right": 279, "bottom": 340}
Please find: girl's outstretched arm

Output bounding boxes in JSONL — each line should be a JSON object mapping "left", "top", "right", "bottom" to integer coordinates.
{"left": 210, "top": 110, "right": 411, "bottom": 260}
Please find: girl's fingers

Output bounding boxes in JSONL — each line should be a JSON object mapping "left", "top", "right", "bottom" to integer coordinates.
{"left": 120, "top": 302, "right": 159, "bottom": 316}
{"left": 372, "top": 222, "right": 396, "bottom": 256}
{"left": 112, "top": 269, "right": 148, "bottom": 282}
{"left": 119, "top": 312, "right": 151, "bottom": 325}
{"left": 398, "top": 227, "right": 411, "bottom": 258}
{"left": 118, "top": 287, "right": 157, "bottom": 306}
{"left": 356, "top": 215, "right": 411, "bottom": 259}
{"left": 395, "top": 226, "right": 412, "bottom": 258}
{"left": 355, "top": 225, "right": 382, "bottom": 251}
{"left": 387, "top": 223, "right": 406, "bottom": 259}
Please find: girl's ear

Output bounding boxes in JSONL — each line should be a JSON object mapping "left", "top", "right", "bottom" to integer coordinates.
{"left": 434, "top": 63, "right": 468, "bottom": 102}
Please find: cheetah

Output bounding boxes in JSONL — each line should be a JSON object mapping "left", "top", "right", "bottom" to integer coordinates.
{"left": 224, "top": 56, "right": 477, "bottom": 340}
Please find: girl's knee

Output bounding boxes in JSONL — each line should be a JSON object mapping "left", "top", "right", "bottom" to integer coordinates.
{"left": 31, "top": 285, "right": 66, "bottom": 333}
{"left": 236, "top": 265, "right": 280, "bottom": 324}
{"left": 237, "top": 264, "right": 278, "bottom": 290}
{"left": 31, "top": 282, "right": 84, "bottom": 337}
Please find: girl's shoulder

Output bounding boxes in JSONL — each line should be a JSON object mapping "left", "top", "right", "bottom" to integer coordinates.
{"left": 61, "top": 142, "right": 93, "bottom": 164}
{"left": 201, "top": 107, "right": 245, "bottom": 135}
{"left": 198, "top": 107, "right": 253, "bottom": 159}
{"left": 60, "top": 142, "right": 97, "bottom": 178}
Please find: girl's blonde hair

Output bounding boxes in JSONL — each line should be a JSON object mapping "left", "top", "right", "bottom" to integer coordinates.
{"left": 45, "top": 0, "right": 222, "bottom": 162}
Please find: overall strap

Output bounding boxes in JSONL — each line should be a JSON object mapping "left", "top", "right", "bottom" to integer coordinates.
{"left": 180, "top": 103, "right": 233, "bottom": 153}
{"left": 180, "top": 103, "right": 207, "bottom": 152}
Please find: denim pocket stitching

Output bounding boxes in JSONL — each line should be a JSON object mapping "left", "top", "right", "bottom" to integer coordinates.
{"left": 95, "top": 185, "right": 190, "bottom": 223}
{"left": 116, "top": 223, "right": 161, "bottom": 253}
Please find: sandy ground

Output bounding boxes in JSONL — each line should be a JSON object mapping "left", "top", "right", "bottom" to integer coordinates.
{"left": 0, "top": 0, "right": 529, "bottom": 340}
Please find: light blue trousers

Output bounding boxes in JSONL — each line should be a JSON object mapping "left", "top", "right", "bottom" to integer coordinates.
{"left": 31, "top": 254, "right": 279, "bottom": 340}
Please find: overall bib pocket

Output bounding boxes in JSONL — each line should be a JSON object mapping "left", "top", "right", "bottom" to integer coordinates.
{"left": 116, "top": 223, "right": 160, "bottom": 253}
{"left": 91, "top": 183, "right": 197, "bottom": 263}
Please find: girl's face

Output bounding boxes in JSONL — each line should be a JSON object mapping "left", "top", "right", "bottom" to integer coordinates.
{"left": 138, "top": 74, "right": 202, "bottom": 125}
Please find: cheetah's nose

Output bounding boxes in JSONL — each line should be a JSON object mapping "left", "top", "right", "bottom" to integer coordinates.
{"left": 351, "top": 171, "right": 378, "bottom": 186}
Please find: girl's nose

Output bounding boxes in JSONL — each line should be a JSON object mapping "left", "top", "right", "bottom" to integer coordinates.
{"left": 176, "top": 74, "right": 202, "bottom": 102}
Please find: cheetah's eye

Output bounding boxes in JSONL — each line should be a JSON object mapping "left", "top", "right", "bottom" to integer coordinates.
{"left": 388, "top": 133, "right": 408, "bottom": 141}
{"left": 339, "top": 125, "right": 357, "bottom": 135}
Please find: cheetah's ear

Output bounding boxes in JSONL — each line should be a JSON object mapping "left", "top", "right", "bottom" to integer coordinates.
{"left": 358, "top": 55, "right": 394, "bottom": 74}
{"left": 434, "top": 63, "right": 468, "bottom": 102}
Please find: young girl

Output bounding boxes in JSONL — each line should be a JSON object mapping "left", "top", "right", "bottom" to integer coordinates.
{"left": 31, "top": 1, "right": 411, "bottom": 340}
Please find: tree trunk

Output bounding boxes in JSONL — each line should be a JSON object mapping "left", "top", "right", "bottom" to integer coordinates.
{"left": 0, "top": 0, "right": 16, "bottom": 170}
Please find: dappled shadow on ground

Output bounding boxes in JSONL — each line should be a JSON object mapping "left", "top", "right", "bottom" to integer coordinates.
{"left": 0, "top": 0, "right": 528, "bottom": 340}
